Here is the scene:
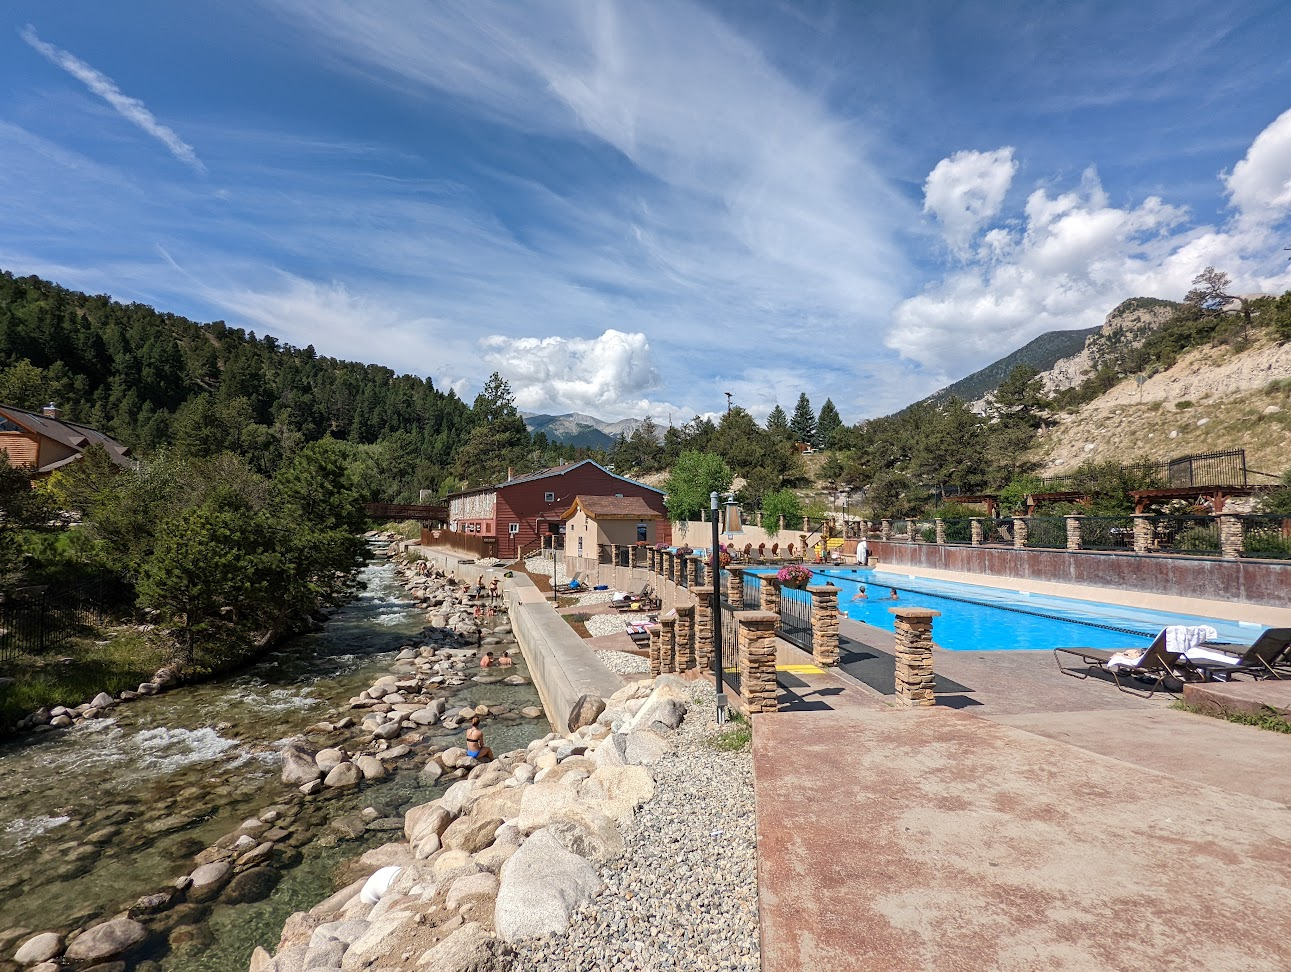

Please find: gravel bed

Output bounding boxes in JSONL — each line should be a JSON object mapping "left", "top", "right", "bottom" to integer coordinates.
{"left": 572, "top": 590, "right": 616, "bottom": 606}
{"left": 511, "top": 683, "right": 759, "bottom": 972}
{"left": 583, "top": 613, "right": 629, "bottom": 637}
{"left": 523, "top": 554, "right": 567, "bottom": 584}
{"left": 594, "top": 649, "right": 650, "bottom": 675}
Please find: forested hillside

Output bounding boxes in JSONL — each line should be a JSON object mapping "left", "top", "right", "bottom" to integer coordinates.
{"left": 0, "top": 271, "right": 589, "bottom": 499}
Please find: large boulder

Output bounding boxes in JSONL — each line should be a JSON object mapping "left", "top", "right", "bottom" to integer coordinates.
{"left": 441, "top": 816, "right": 503, "bottom": 855}
{"left": 405, "top": 803, "right": 452, "bottom": 843}
{"left": 281, "top": 747, "right": 323, "bottom": 786}
{"left": 493, "top": 830, "right": 598, "bottom": 942}
{"left": 592, "top": 733, "right": 627, "bottom": 768}
{"left": 544, "top": 812, "right": 625, "bottom": 862}
{"left": 63, "top": 919, "right": 146, "bottom": 963}
{"left": 355, "top": 755, "right": 386, "bottom": 781}
{"left": 339, "top": 912, "right": 417, "bottom": 971}
{"left": 565, "top": 695, "right": 605, "bottom": 733}
{"left": 415, "top": 921, "right": 508, "bottom": 972}
{"left": 315, "top": 748, "right": 348, "bottom": 773}
{"left": 627, "top": 689, "right": 686, "bottom": 733}
{"left": 221, "top": 867, "right": 281, "bottom": 905}
{"left": 324, "top": 762, "right": 363, "bottom": 789}
{"left": 445, "top": 872, "right": 500, "bottom": 911}
{"left": 582, "top": 765, "right": 656, "bottom": 825}
{"left": 187, "top": 861, "right": 233, "bottom": 903}
{"left": 13, "top": 932, "right": 62, "bottom": 965}
{"left": 624, "top": 729, "right": 669, "bottom": 766}
{"left": 440, "top": 780, "right": 476, "bottom": 816}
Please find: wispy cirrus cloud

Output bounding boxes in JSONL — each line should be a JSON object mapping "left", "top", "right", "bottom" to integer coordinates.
{"left": 20, "top": 25, "right": 205, "bottom": 173}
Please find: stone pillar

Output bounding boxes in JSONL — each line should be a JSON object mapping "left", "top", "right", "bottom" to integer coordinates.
{"left": 756, "top": 511, "right": 764, "bottom": 527}
{"left": 1133, "top": 514, "right": 1153, "bottom": 554}
{"left": 935, "top": 518, "right": 946, "bottom": 545}
{"left": 736, "top": 610, "right": 779, "bottom": 715}
{"left": 693, "top": 585, "right": 714, "bottom": 670}
{"left": 648, "top": 625, "right": 662, "bottom": 677}
{"left": 802, "top": 516, "right": 809, "bottom": 532}
{"left": 890, "top": 607, "right": 940, "bottom": 707}
{"left": 659, "top": 614, "right": 677, "bottom": 674}
{"left": 1218, "top": 514, "right": 1243, "bottom": 560}
{"left": 759, "top": 575, "right": 780, "bottom": 618}
{"left": 687, "top": 556, "right": 701, "bottom": 588}
{"left": 808, "top": 584, "right": 839, "bottom": 667}
{"left": 1012, "top": 517, "right": 1028, "bottom": 550}
{"left": 647, "top": 547, "right": 656, "bottom": 573}
{"left": 778, "top": 514, "right": 787, "bottom": 534}
{"left": 611, "top": 543, "right": 621, "bottom": 570}
{"left": 880, "top": 519, "right": 892, "bottom": 541}
{"left": 970, "top": 518, "right": 983, "bottom": 546}
{"left": 1065, "top": 516, "right": 1082, "bottom": 552}
{"left": 726, "top": 566, "right": 745, "bottom": 610}
{"left": 675, "top": 603, "right": 695, "bottom": 670}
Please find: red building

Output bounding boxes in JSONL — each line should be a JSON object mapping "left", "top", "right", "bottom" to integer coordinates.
{"left": 445, "top": 460, "right": 670, "bottom": 559}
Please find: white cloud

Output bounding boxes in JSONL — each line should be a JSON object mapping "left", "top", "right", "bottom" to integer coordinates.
{"left": 20, "top": 25, "right": 205, "bottom": 173}
{"left": 922, "top": 147, "right": 1017, "bottom": 254}
{"left": 890, "top": 116, "right": 1291, "bottom": 373}
{"left": 1224, "top": 106, "right": 1291, "bottom": 224}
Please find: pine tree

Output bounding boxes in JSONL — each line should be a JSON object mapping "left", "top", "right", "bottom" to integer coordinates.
{"left": 789, "top": 393, "right": 816, "bottom": 446}
{"left": 816, "top": 398, "right": 842, "bottom": 448}
{"left": 765, "top": 404, "right": 791, "bottom": 440}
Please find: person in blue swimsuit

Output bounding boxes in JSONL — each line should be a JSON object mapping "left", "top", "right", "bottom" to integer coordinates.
{"left": 465, "top": 715, "right": 494, "bottom": 762}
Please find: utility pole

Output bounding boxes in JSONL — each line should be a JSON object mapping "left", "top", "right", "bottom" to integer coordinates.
{"left": 724, "top": 391, "right": 733, "bottom": 414}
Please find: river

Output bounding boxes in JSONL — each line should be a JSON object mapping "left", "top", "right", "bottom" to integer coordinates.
{"left": 0, "top": 551, "right": 546, "bottom": 970}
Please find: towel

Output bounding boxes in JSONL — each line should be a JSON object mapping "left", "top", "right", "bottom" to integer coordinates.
{"left": 1165, "top": 625, "right": 1218, "bottom": 656}
{"left": 1105, "top": 648, "right": 1148, "bottom": 671}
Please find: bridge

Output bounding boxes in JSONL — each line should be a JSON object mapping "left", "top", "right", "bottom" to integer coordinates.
{"left": 364, "top": 503, "right": 447, "bottom": 522}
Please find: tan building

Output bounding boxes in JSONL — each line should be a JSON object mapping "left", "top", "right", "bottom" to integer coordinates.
{"left": 0, "top": 404, "right": 132, "bottom": 477}
{"left": 562, "top": 494, "right": 664, "bottom": 575}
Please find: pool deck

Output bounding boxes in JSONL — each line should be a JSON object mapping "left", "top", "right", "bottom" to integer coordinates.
{"left": 753, "top": 619, "right": 1291, "bottom": 972}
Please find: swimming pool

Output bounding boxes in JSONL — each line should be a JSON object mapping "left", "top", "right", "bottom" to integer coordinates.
{"left": 750, "top": 567, "right": 1263, "bottom": 652}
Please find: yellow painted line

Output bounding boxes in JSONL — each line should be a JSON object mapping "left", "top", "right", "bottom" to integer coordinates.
{"left": 778, "top": 664, "right": 826, "bottom": 674}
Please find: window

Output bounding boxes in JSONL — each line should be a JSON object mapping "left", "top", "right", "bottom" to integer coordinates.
{"left": 508, "top": 523, "right": 520, "bottom": 535}
{"left": 544, "top": 491, "right": 555, "bottom": 503}
{"left": 577, "top": 537, "right": 584, "bottom": 557}
{"left": 637, "top": 523, "right": 648, "bottom": 542}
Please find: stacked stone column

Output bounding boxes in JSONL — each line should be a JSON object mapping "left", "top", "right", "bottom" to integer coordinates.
{"left": 647, "top": 548, "right": 657, "bottom": 573}
{"left": 693, "top": 585, "right": 714, "bottom": 670}
{"left": 1012, "top": 517, "right": 1028, "bottom": 549}
{"left": 659, "top": 613, "right": 677, "bottom": 674}
{"left": 726, "top": 566, "right": 745, "bottom": 610}
{"left": 675, "top": 603, "right": 695, "bottom": 670}
{"left": 970, "top": 518, "right": 983, "bottom": 546}
{"left": 880, "top": 519, "right": 892, "bottom": 541}
{"left": 934, "top": 518, "right": 946, "bottom": 545}
{"left": 736, "top": 610, "right": 779, "bottom": 714}
{"left": 808, "top": 584, "right": 840, "bottom": 666}
{"left": 687, "top": 556, "right": 701, "bottom": 588}
{"left": 1065, "top": 515, "right": 1082, "bottom": 551}
{"left": 1218, "top": 514, "right": 1243, "bottom": 560}
{"left": 648, "top": 625, "right": 662, "bottom": 677}
{"left": 1133, "top": 514, "right": 1153, "bottom": 553}
{"left": 758, "top": 575, "right": 780, "bottom": 618}
{"left": 890, "top": 607, "right": 940, "bottom": 707}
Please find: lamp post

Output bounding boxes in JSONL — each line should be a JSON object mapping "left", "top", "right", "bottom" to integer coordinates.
{"left": 710, "top": 489, "right": 728, "bottom": 724}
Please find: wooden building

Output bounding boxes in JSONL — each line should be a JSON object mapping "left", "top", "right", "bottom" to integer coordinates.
{"left": 0, "top": 404, "right": 132, "bottom": 477}
{"left": 444, "top": 460, "right": 670, "bottom": 560}
{"left": 562, "top": 494, "right": 664, "bottom": 570}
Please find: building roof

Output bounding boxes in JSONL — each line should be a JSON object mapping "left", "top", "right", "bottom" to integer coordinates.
{"left": 562, "top": 494, "right": 662, "bottom": 521}
{"left": 447, "top": 459, "right": 665, "bottom": 499}
{"left": 0, "top": 405, "right": 133, "bottom": 473}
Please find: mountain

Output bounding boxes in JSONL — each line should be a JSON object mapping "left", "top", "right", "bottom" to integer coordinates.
{"left": 522, "top": 412, "right": 643, "bottom": 449}
{"left": 928, "top": 326, "right": 1101, "bottom": 405}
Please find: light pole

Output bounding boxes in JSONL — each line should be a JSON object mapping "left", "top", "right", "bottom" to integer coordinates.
{"left": 710, "top": 489, "right": 728, "bottom": 724}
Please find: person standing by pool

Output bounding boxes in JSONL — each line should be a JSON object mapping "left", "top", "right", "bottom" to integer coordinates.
{"left": 857, "top": 537, "right": 868, "bottom": 566}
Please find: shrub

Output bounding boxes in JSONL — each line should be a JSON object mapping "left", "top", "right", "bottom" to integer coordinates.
{"left": 1175, "top": 401, "right": 1193, "bottom": 410}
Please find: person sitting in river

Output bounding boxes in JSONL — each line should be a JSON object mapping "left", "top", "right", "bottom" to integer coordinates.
{"left": 496, "top": 653, "right": 513, "bottom": 668}
{"left": 851, "top": 585, "right": 867, "bottom": 601}
{"left": 480, "top": 651, "right": 495, "bottom": 668}
{"left": 465, "top": 715, "right": 494, "bottom": 762}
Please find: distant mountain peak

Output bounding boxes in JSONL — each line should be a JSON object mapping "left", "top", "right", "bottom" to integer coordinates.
{"left": 523, "top": 411, "right": 645, "bottom": 448}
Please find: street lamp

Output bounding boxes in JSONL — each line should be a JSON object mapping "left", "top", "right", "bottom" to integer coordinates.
{"left": 710, "top": 489, "right": 741, "bottom": 724}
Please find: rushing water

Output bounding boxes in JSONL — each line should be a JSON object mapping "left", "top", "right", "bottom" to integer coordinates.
{"left": 0, "top": 553, "right": 547, "bottom": 970}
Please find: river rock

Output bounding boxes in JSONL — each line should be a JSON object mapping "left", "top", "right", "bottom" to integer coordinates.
{"left": 64, "top": 919, "right": 146, "bottom": 963}
{"left": 473, "top": 842, "right": 518, "bottom": 875}
{"left": 302, "top": 939, "right": 346, "bottom": 970}
{"left": 13, "top": 932, "right": 62, "bottom": 965}
{"left": 545, "top": 812, "right": 625, "bottom": 862}
{"left": 441, "top": 816, "right": 503, "bottom": 855}
{"left": 221, "top": 867, "right": 280, "bottom": 905}
{"left": 315, "top": 748, "right": 348, "bottom": 772}
{"left": 520, "top": 706, "right": 543, "bottom": 720}
{"left": 331, "top": 815, "right": 367, "bottom": 840}
{"left": 372, "top": 722, "right": 403, "bottom": 741}
{"left": 445, "top": 871, "right": 500, "bottom": 911}
{"left": 624, "top": 729, "right": 669, "bottom": 766}
{"left": 565, "top": 695, "right": 605, "bottom": 733}
{"left": 502, "top": 675, "right": 528, "bottom": 686}
{"left": 137, "top": 683, "right": 158, "bottom": 696}
{"left": 420, "top": 760, "right": 444, "bottom": 782}
{"left": 300, "top": 779, "right": 323, "bottom": 796}
{"left": 282, "top": 748, "right": 323, "bottom": 786}
{"left": 339, "top": 913, "right": 418, "bottom": 971}
{"left": 409, "top": 708, "right": 439, "bottom": 726}
{"left": 128, "top": 890, "right": 178, "bottom": 918}
{"left": 493, "top": 829, "right": 598, "bottom": 942}
{"left": 50, "top": 714, "right": 73, "bottom": 729}
{"left": 324, "top": 762, "right": 362, "bottom": 789}
{"left": 187, "top": 862, "right": 233, "bottom": 902}
{"left": 416, "top": 921, "right": 507, "bottom": 972}
{"left": 355, "top": 755, "right": 386, "bottom": 781}
{"left": 249, "top": 946, "right": 273, "bottom": 972}
{"left": 236, "top": 841, "right": 276, "bottom": 867}
{"left": 90, "top": 692, "right": 115, "bottom": 709}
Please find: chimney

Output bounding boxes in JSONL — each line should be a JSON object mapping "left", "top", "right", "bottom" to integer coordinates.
{"left": 507, "top": 467, "right": 514, "bottom": 481}
{"left": 42, "top": 403, "right": 60, "bottom": 420}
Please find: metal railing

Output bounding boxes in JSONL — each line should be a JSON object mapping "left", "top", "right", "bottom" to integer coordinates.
{"left": 941, "top": 518, "right": 973, "bottom": 544}
{"left": 1241, "top": 515, "right": 1291, "bottom": 560}
{"left": 743, "top": 574, "right": 761, "bottom": 609}
{"left": 1023, "top": 517, "right": 1067, "bottom": 550}
{"left": 0, "top": 578, "right": 109, "bottom": 663}
{"left": 982, "top": 517, "right": 1014, "bottom": 545}
{"left": 1080, "top": 516, "right": 1136, "bottom": 551}
{"left": 1150, "top": 515, "right": 1220, "bottom": 555}
{"left": 778, "top": 587, "right": 813, "bottom": 652}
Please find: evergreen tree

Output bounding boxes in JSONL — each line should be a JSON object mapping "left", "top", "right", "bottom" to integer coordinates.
{"left": 790, "top": 393, "right": 816, "bottom": 445}
{"left": 816, "top": 398, "right": 842, "bottom": 448}
{"left": 765, "top": 404, "right": 791, "bottom": 441}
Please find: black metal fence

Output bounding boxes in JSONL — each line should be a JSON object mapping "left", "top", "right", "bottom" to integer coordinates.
{"left": 1080, "top": 516, "right": 1136, "bottom": 551}
{"left": 1151, "top": 515, "right": 1220, "bottom": 554}
{"left": 1023, "top": 517, "right": 1067, "bottom": 550}
{"left": 743, "top": 574, "right": 761, "bottom": 609}
{"left": 778, "top": 587, "right": 813, "bottom": 652}
{"left": 1242, "top": 515, "right": 1291, "bottom": 559}
{"left": 0, "top": 577, "right": 111, "bottom": 664}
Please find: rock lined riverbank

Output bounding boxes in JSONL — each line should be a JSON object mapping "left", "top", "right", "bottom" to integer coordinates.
{"left": 250, "top": 676, "right": 760, "bottom": 972}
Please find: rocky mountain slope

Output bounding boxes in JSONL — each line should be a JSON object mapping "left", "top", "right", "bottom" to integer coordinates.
{"left": 1040, "top": 297, "right": 1181, "bottom": 394}
{"left": 521, "top": 412, "right": 643, "bottom": 449}
{"left": 927, "top": 326, "right": 1099, "bottom": 405}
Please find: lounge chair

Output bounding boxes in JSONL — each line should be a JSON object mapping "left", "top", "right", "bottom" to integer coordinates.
{"left": 554, "top": 571, "right": 587, "bottom": 593}
{"left": 1178, "top": 627, "right": 1291, "bottom": 681}
{"left": 1054, "top": 631, "right": 1191, "bottom": 698}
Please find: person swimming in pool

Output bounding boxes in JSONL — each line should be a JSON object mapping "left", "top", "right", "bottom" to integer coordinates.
{"left": 851, "top": 585, "right": 868, "bottom": 600}
{"left": 888, "top": 588, "right": 899, "bottom": 599}
{"left": 465, "top": 715, "right": 494, "bottom": 761}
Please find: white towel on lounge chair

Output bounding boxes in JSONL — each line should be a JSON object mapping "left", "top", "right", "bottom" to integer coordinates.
{"left": 1106, "top": 648, "right": 1149, "bottom": 671}
{"left": 1165, "top": 625, "right": 1218, "bottom": 656}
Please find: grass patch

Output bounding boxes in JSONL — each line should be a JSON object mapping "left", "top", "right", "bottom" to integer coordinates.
{"left": 0, "top": 626, "right": 170, "bottom": 730}
{"left": 379, "top": 519, "right": 422, "bottom": 539}
{"left": 1170, "top": 699, "right": 1291, "bottom": 734}
{"left": 561, "top": 612, "right": 592, "bottom": 639}
{"left": 707, "top": 711, "right": 752, "bottom": 751}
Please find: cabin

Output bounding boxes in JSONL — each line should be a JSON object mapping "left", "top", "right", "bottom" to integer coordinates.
{"left": 0, "top": 404, "right": 132, "bottom": 478}
{"left": 562, "top": 494, "right": 665, "bottom": 574}
{"left": 443, "top": 460, "right": 670, "bottom": 560}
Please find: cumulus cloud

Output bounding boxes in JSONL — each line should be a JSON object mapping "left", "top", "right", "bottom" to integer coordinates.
{"left": 481, "top": 329, "right": 673, "bottom": 419}
{"left": 1224, "top": 106, "right": 1291, "bottom": 224}
{"left": 20, "top": 25, "right": 205, "bottom": 173}
{"left": 922, "top": 147, "right": 1018, "bottom": 254}
{"left": 890, "top": 115, "right": 1291, "bottom": 373}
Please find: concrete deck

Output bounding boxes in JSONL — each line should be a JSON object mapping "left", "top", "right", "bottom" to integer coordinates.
{"left": 1183, "top": 678, "right": 1291, "bottom": 719}
{"left": 754, "top": 706, "right": 1291, "bottom": 972}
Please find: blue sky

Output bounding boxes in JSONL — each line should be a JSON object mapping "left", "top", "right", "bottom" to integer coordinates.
{"left": 4, "top": 1, "right": 1291, "bottom": 423}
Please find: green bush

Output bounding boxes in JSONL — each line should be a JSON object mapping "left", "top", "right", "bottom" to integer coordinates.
{"left": 1175, "top": 400, "right": 1193, "bottom": 410}
{"left": 1174, "top": 527, "right": 1219, "bottom": 552}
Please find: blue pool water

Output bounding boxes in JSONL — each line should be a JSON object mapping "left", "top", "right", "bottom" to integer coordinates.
{"left": 751, "top": 567, "right": 1263, "bottom": 652}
